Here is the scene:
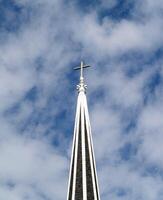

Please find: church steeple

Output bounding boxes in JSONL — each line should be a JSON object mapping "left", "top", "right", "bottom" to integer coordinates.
{"left": 67, "top": 62, "right": 100, "bottom": 200}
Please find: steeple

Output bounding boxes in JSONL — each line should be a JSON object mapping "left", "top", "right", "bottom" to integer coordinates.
{"left": 67, "top": 61, "right": 100, "bottom": 200}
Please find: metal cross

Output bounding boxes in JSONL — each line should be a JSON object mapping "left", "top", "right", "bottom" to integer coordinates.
{"left": 74, "top": 61, "right": 91, "bottom": 80}
{"left": 74, "top": 61, "right": 91, "bottom": 92}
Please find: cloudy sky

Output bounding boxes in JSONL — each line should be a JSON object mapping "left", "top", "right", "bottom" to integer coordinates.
{"left": 0, "top": 0, "right": 163, "bottom": 199}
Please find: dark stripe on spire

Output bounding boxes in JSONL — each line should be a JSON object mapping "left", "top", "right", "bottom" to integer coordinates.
{"left": 75, "top": 111, "right": 83, "bottom": 200}
{"left": 84, "top": 116, "right": 94, "bottom": 200}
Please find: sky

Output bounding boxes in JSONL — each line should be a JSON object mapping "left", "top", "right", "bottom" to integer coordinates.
{"left": 0, "top": 0, "right": 163, "bottom": 199}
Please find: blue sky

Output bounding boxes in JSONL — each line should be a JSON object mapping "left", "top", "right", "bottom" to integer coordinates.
{"left": 0, "top": 0, "right": 163, "bottom": 199}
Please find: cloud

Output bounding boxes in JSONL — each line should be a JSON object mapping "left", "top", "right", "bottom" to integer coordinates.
{"left": 0, "top": 117, "right": 68, "bottom": 200}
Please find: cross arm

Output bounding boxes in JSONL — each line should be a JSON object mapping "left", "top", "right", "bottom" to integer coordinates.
{"left": 73, "top": 65, "right": 91, "bottom": 70}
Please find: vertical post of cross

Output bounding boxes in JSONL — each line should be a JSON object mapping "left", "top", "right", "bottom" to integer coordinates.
{"left": 80, "top": 61, "right": 84, "bottom": 80}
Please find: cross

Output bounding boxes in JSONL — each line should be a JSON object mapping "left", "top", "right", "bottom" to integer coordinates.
{"left": 74, "top": 61, "right": 91, "bottom": 80}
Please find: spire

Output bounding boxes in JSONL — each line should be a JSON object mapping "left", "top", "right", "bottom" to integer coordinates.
{"left": 67, "top": 61, "right": 100, "bottom": 200}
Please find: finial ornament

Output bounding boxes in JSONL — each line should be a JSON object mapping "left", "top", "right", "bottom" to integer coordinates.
{"left": 74, "top": 61, "right": 91, "bottom": 93}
